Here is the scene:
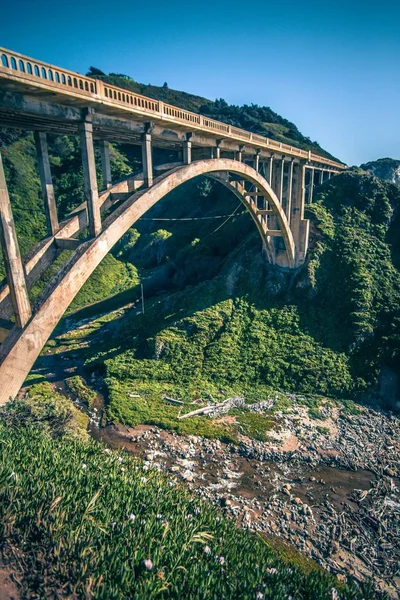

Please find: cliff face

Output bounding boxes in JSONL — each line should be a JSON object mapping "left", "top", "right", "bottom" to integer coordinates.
{"left": 360, "top": 157, "right": 400, "bottom": 185}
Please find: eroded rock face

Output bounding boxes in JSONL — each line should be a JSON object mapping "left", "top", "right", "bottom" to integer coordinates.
{"left": 360, "top": 158, "right": 400, "bottom": 185}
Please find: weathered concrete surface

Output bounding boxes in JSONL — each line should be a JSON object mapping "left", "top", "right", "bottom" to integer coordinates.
{"left": 34, "top": 131, "right": 59, "bottom": 235}
{"left": 141, "top": 132, "right": 153, "bottom": 187}
{"left": 0, "top": 163, "right": 180, "bottom": 321}
{"left": 99, "top": 140, "right": 112, "bottom": 189}
{"left": 0, "top": 152, "right": 31, "bottom": 328}
{"left": 79, "top": 119, "right": 101, "bottom": 237}
{"left": 0, "top": 159, "right": 294, "bottom": 403}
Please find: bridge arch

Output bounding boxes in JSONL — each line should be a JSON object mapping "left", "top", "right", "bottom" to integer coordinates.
{"left": 0, "top": 159, "right": 294, "bottom": 403}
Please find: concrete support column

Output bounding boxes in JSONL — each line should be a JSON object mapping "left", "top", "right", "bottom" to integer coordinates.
{"left": 291, "top": 161, "right": 309, "bottom": 266}
{"left": 99, "top": 140, "right": 112, "bottom": 190}
{"left": 183, "top": 139, "right": 192, "bottom": 165}
{"left": 272, "top": 158, "right": 285, "bottom": 202}
{"left": 309, "top": 168, "right": 315, "bottom": 203}
{"left": 0, "top": 152, "right": 31, "bottom": 328}
{"left": 278, "top": 158, "right": 285, "bottom": 202}
{"left": 237, "top": 145, "right": 244, "bottom": 162}
{"left": 328, "top": 171, "right": 332, "bottom": 180}
{"left": 254, "top": 151, "right": 260, "bottom": 173}
{"left": 268, "top": 155, "right": 274, "bottom": 186}
{"left": 215, "top": 140, "right": 222, "bottom": 159}
{"left": 320, "top": 170, "right": 324, "bottom": 185}
{"left": 79, "top": 120, "right": 101, "bottom": 238}
{"left": 286, "top": 159, "right": 294, "bottom": 225}
{"left": 141, "top": 131, "right": 153, "bottom": 188}
{"left": 34, "top": 131, "right": 59, "bottom": 236}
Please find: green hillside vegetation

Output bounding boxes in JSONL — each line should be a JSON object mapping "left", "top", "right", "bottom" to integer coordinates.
{"left": 0, "top": 394, "right": 381, "bottom": 600}
{"left": 86, "top": 68, "right": 339, "bottom": 161}
{"left": 1, "top": 120, "right": 399, "bottom": 423}
{"left": 38, "top": 170, "right": 397, "bottom": 438}
{"left": 0, "top": 129, "right": 137, "bottom": 299}
{"left": 360, "top": 157, "right": 400, "bottom": 185}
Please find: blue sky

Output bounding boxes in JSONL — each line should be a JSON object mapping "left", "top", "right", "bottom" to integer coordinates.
{"left": 1, "top": 0, "right": 399, "bottom": 165}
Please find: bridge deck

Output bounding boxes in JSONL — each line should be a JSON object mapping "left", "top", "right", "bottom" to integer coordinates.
{"left": 0, "top": 47, "right": 346, "bottom": 169}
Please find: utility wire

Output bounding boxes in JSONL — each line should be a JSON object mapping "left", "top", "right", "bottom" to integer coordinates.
{"left": 201, "top": 203, "right": 244, "bottom": 240}
{"left": 138, "top": 211, "right": 245, "bottom": 221}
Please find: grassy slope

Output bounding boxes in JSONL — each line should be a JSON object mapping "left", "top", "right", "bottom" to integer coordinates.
{"left": 41, "top": 171, "right": 396, "bottom": 439}
{"left": 0, "top": 393, "right": 380, "bottom": 600}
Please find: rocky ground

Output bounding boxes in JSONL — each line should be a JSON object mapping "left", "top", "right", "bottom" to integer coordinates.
{"left": 31, "top": 311, "right": 400, "bottom": 598}
{"left": 89, "top": 399, "right": 400, "bottom": 598}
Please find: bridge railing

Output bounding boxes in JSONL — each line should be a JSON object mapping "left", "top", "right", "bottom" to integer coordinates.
{"left": 0, "top": 46, "right": 346, "bottom": 170}
{"left": 101, "top": 81, "right": 160, "bottom": 113}
{"left": 0, "top": 47, "right": 98, "bottom": 97}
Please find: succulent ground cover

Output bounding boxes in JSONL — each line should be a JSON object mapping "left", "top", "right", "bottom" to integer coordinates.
{"left": 0, "top": 397, "right": 384, "bottom": 600}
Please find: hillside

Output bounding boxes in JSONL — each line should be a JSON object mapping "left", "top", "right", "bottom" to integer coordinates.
{"left": 360, "top": 158, "right": 400, "bottom": 185}
{"left": 51, "top": 171, "right": 400, "bottom": 422}
{"left": 87, "top": 67, "right": 339, "bottom": 161}
{"left": 1, "top": 94, "right": 400, "bottom": 598}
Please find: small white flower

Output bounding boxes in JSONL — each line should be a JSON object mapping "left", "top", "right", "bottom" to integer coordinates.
{"left": 141, "top": 477, "right": 148, "bottom": 483}
{"left": 144, "top": 559, "right": 153, "bottom": 570}
{"left": 82, "top": 463, "right": 87, "bottom": 470}
{"left": 219, "top": 556, "right": 225, "bottom": 565}
{"left": 256, "top": 593, "right": 264, "bottom": 600}
{"left": 104, "top": 448, "right": 111, "bottom": 454}
{"left": 204, "top": 545, "right": 211, "bottom": 555}
{"left": 128, "top": 513, "right": 136, "bottom": 522}
{"left": 331, "top": 589, "right": 340, "bottom": 600}
{"left": 121, "top": 467, "right": 125, "bottom": 472}
{"left": 117, "top": 456, "right": 123, "bottom": 463}
{"left": 266, "top": 567, "right": 278, "bottom": 575}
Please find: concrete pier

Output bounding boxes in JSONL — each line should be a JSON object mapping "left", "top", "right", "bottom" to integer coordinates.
{"left": 291, "top": 161, "right": 309, "bottom": 265}
{"left": 79, "top": 120, "right": 102, "bottom": 237}
{"left": 268, "top": 156, "right": 274, "bottom": 186}
{"left": 286, "top": 159, "right": 294, "bottom": 225}
{"left": 0, "top": 152, "right": 31, "bottom": 328}
{"left": 99, "top": 140, "right": 112, "bottom": 189}
{"left": 183, "top": 136, "right": 192, "bottom": 165}
{"left": 309, "top": 168, "right": 315, "bottom": 203}
{"left": 34, "top": 131, "right": 59, "bottom": 236}
{"left": 141, "top": 131, "right": 153, "bottom": 187}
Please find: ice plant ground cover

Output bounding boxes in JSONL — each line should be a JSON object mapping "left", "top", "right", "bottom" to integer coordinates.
{"left": 0, "top": 400, "right": 385, "bottom": 599}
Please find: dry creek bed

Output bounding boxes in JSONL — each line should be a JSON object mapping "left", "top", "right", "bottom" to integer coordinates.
{"left": 88, "top": 399, "right": 400, "bottom": 599}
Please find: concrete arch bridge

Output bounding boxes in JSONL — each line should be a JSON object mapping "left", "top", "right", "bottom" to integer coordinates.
{"left": 0, "top": 47, "right": 346, "bottom": 402}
